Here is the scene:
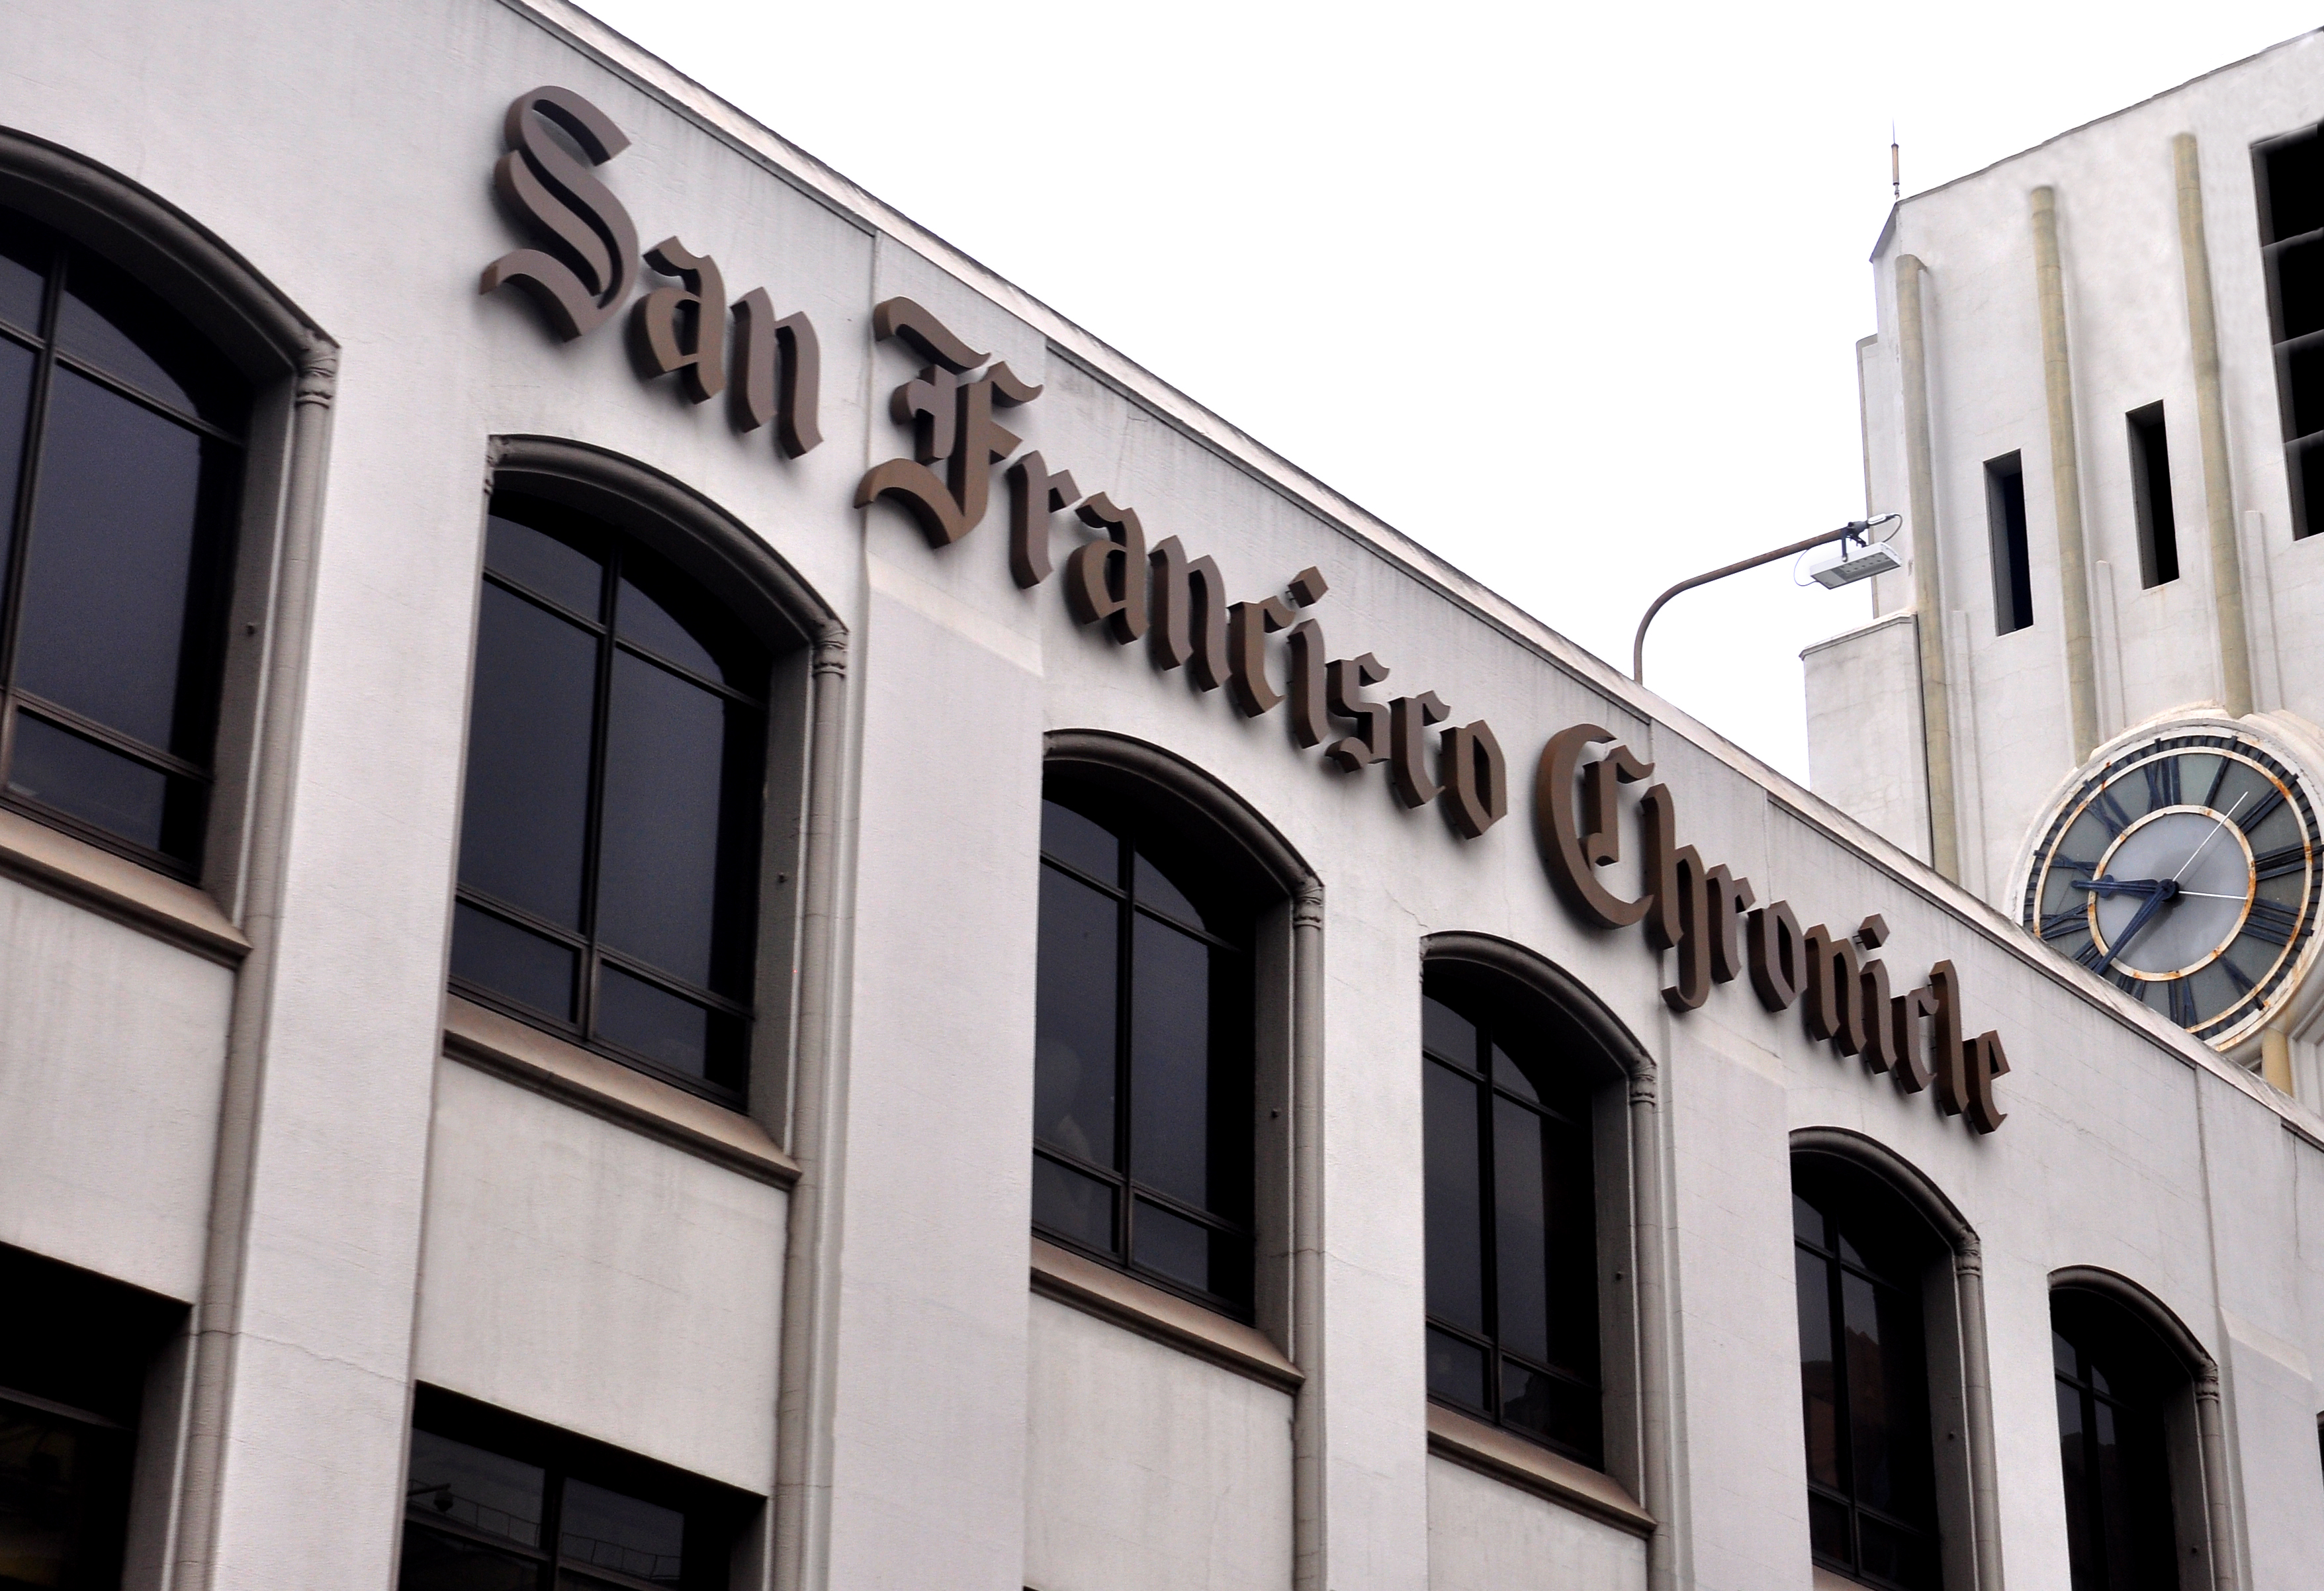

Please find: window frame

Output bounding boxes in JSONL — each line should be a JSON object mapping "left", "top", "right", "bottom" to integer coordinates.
{"left": 0, "top": 214, "right": 248, "bottom": 876}
{"left": 1789, "top": 1134, "right": 2004, "bottom": 1591}
{"left": 1420, "top": 974, "right": 1604, "bottom": 1468}
{"left": 1032, "top": 731, "right": 1311, "bottom": 1345}
{"left": 400, "top": 1385, "right": 754, "bottom": 1591}
{"left": 1985, "top": 451, "right": 2033, "bottom": 635}
{"left": 1794, "top": 1168, "right": 1943, "bottom": 1590}
{"left": 2048, "top": 1269, "right": 2225, "bottom": 1591}
{"left": 0, "top": 138, "right": 322, "bottom": 908}
{"left": 2254, "top": 122, "right": 2324, "bottom": 539}
{"left": 1032, "top": 773, "right": 1263, "bottom": 1320}
{"left": 476, "top": 439, "right": 844, "bottom": 1129}
{"left": 2125, "top": 402, "right": 2180, "bottom": 589}
{"left": 1419, "top": 934, "right": 1646, "bottom": 1492}
{"left": 451, "top": 492, "right": 770, "bottom": 1108}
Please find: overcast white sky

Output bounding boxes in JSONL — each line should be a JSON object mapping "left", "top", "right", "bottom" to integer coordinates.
{"left": 578, "top": 0, "right": 2318, "bottom": 780}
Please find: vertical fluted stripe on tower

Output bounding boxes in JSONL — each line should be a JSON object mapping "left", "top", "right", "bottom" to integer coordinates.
{"left": 2174, "top": 132, "right": 2256, "bottom": 719}
{"left": 1896, "top": 254, "right": 1961, "bottom": 880}
{"left": 2031, "top": 186, "right": 2102, "bottom": 762}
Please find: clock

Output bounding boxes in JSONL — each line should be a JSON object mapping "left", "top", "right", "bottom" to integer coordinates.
{"left": 2018, "top": 727, "right": 2322, "bottom": 1050}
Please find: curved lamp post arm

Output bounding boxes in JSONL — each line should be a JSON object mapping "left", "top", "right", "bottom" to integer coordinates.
{"left": 1631, "top": 521, "right": 1881, "bottom": 684}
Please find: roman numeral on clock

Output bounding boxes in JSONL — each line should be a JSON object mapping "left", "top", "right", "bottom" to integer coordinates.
{"left": 2039, "top": 909, "right": 2086, "bottom": 941}
{"left": 2075, "top": 940, "right": 2108, "bottom": 972}
{"left": 2235, "top": 784, "right": 2286, "bottom": 835}
{"left": 2253, "top": 844, "right": 2307, "bottom": 882}
{"left": 2145, "top": 757, "right": 2180, "bottom": 809}
{"left": 2094, "top": 790, "right": 2134, "bottom": 836}
{"left": 2166, "top": 976, "right": 2196, "bottom": 1026}
{"left": 2244, "top": 897, "right": 2302, "bottom": 947}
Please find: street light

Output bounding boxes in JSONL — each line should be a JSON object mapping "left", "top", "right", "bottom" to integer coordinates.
{"left": 1630, "top": 515, "right": 1902, "bottom": 684}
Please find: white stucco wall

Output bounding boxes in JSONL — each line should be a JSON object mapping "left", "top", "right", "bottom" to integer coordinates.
{"left": 1023, "top": 1297, "right": 1293, "bottom": 1591}
{"left": 1423, "top": 1458, "right": 1644, "bottom": 1590}
{"left": 412, "top": 1061, "right": 788, "bottom": 1491}
{"left": 0, "top": 876, "right": 230, "bottom": 1300}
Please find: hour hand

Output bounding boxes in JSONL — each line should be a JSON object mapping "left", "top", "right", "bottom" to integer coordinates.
{"left": 2072, "top": 874, "right": 2170, "bottom": 898}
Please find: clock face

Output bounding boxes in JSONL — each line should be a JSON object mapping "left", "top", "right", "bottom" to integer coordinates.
{"left": 2021, "top": 731, "right": 2321, "bottom": 1047}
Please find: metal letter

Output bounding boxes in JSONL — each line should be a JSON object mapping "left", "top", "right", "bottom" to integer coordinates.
{"left": 1286, "top": 619, "right": 1330, "bottom": 748}
{"left": 1638, "top": 784, "right": 1683, "bottom": 952}
{"left": 1662, "top": 845, "right": 1712, "bottom": 1013}
{"left": 633, "top": 237, "right": 727, "bottom": 401}
{"left": 1390, "top": 692, "right": 1451, "bottom": 807}
{"left": 731, "top": 290, "right": 822, "bottom": 456}
{"left": 871, "top": 296, "right": 987, "bottom": 371}
{"left": 1706, "top": 864, "right": 1754, "bottom": 983}
{"left": 1065, "top": 494, "right": 1149, "bottom": 642}
{"left": 1965, "top": 1030, "right": 2009, "bottom": 1134}
{"left": 1859, "top": 957, "right": 1897, "bottom": 1072}
{"left": 1748, "top": 901, "right": 1804, "bottom": 1011}
{"left": 1147, "top": 537, "right": 1229, "bottom": 686}
{"left": 480, "top": 87, "right": 639, "bottom": 340}
{"left": 1008, "top": 453, "right": 1079, "bottom": 588}
{"left": 1228, "top": 596, "right": 1294, "bottom": 715}
{"left": 1325, "top": 654, "right": 1391, "bottom": 771}
{"left": 1928, "top": 960, "right": 1971, "bottom": 1117}
{"left": 1889, "top": 985, "right": 1938, "bottom": 1093}
{"left": 1440, "top": 721, "right": 1507, "bottom": 839}
{"left": 1534, "top": 725, "right": 1653, "bottom": 930}
{"left": 1803, "top": 925, "right": 1865, "bottom": 1055}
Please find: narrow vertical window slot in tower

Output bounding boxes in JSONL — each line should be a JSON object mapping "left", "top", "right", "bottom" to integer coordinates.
{"left": 2257, "top": 124, "right": 2324, "bottom": 537}
{"left": 2126, "top": 403, "right": 2180, "bottom": 588}
{"left": 1985, "top": 452, "right": 2033, "bottom": 633}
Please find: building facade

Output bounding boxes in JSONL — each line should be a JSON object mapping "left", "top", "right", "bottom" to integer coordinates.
{"left": 1810, "top": 30, "right": 2324, "bottom": 1101}
{"left": 5, "top": 5, "right": 2324, "bottom": 1591}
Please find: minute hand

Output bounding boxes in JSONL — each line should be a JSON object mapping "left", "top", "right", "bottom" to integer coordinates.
{"left": 2082, "top": 880, "right": 2178, "bottom": 975}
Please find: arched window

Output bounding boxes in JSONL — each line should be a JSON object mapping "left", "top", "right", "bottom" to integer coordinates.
{"left": 1793, "top": 1157, "right": 1944, "bottom": 1590}
{"left": 1032, "top": 762, "right": 1265, "bottom": 1318}
{"left": 1421, "top": 962, "right": 1603, "bottom": 1466}
{"left": 2051, "top": 1288, "right": 2188, "bottom": 1590}
{"left": 451, "top": 490, "right": 770, "bottom": 1105}
{"left": 0, "top": 206, "right": 248, "bottom": 872}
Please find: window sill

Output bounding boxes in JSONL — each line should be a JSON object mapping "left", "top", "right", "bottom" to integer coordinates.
{"left": 442, "top": 995, "right": 799, "bottom": 1187}
{"left": 0, "top": 805, "right": 247, "bottom": 964}
{"left": 1812, "top": 1569, "right": 1867, "bottom": 1591}
{"left": 1029, "top": 1238, "right": 1302, "bottom": 1392}
{"left": 1425, "top": 1402, "right": 1654, "bottom": 1537}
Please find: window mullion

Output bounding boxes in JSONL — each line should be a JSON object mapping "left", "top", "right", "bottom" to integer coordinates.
{"left": 574, "top": 543, "right": 620, "bottom": 1044}
{"left": 1824, "top": 1236, "right": 1858, "bottom": 1568}
{"left": 1113, "top": 835, "right": 1135, "bottom": 1265}
{"left": 539, "top": 1460, "right": 566, "bottom": 1591}
{"left": 0, "top": 240, "right": 66, "bottom": 790}
{"left": 1475, "top": 1027, "right": 1500, "bottom": 1424}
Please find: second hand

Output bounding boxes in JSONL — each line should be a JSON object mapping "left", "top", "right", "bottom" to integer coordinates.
{"left": 2172, "top": 791, "right": 2249, "bottom": 884}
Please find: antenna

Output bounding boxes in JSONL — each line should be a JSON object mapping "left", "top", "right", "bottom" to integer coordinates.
{"left": 1891, "top": 124, "right": 1900, "bottom": 200}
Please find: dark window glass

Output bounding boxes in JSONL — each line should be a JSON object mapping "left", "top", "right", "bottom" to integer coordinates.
{"left": 2126, "top": 404, "right": 2180, "bottom": 588}
{"left": 2052, "top": 1292, "right": 2182, "bottom": 1591}
{"left": 1793, "top": 1160, "right": 1941, "bottom": 1590}
{"left": 0, "top": 208, "right": 247, "bottom": 872}
{"left": 1030, "top": 780, "right": 1257, "bottom": 1316}
{"left": 400, "top": 1390, "right": 744, "bottom": 1591}
{"left": 2259, "top": 125, "right": 2324, "bottom": 537}
{"left": 1421, "top": 975, "right": 1602, "bottom": 1467}
{"left": 0, "top": 1244, "right": 185, "bottom": 1590}
{"left": 1985, "top": 453, "right": 2033, "bottom": 634}
{"left": 453, "top": 496, "right": 768, "bottom": 1104}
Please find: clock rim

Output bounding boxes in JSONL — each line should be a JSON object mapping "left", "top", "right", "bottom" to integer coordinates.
{"left": 2010, "top": 715, "right": 2323, "bottom": 1053}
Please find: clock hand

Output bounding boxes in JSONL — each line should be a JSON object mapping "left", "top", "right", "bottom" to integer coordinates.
{"left": 2088, "top": 879, "right": 2181, "bottom": 975}
{"left": 2172, "top": 791, "right": 2249, "bottom": 883}
{"left": 2176, "top": 889, "right": 2254, "bottom": 901}
{"left": 2072, "top": 875, "right": 2169, "bottom": 897}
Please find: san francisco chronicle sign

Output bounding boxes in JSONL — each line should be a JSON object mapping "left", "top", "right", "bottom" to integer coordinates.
{"left": 478, "top": 86, "right": 2012, "bottom": 1134}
